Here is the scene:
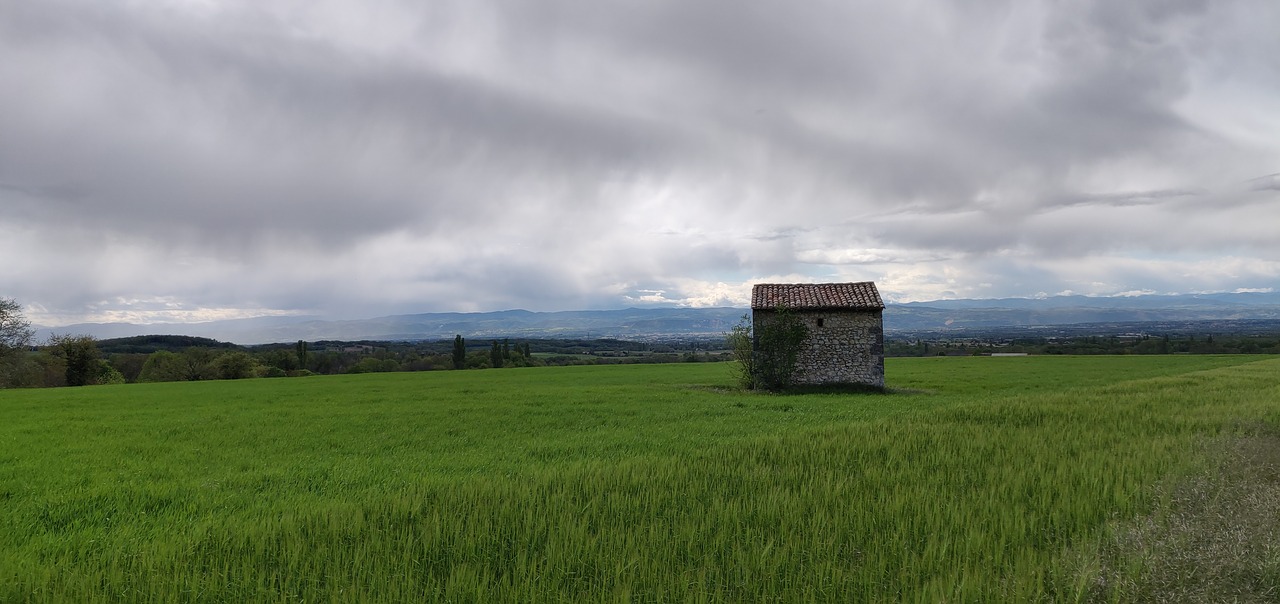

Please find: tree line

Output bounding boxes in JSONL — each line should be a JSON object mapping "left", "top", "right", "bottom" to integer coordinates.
{"left": 886, "top": 333, "right": 1280, "bottom": 356}
{"left": 1, "top": 298, "right": 730, "bottom": 388}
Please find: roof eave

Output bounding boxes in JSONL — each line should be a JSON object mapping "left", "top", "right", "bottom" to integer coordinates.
{"left": 752, "top": 305, "right": 884, "bottom": 311}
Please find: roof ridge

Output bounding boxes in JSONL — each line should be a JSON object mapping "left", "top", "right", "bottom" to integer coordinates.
{"left": 750, "top": 282, "right": 884, "bottom": 310}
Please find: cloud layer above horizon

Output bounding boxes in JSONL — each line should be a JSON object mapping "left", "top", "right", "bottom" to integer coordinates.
{"left": 3, "top": 0, "right": 1278, "bottom": 325}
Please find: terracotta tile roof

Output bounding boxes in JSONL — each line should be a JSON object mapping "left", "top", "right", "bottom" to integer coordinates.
{"left": 751, "top": 282, "right": 884, "bottom": 310}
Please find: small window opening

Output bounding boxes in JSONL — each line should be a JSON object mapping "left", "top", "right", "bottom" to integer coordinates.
{"left": 816, "top": 318, "right": 825, "bottom": 328}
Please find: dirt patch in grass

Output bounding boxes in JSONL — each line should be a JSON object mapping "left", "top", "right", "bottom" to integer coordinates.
{"left": 1076, "top": 430, "right": 1280, "bottom": 602}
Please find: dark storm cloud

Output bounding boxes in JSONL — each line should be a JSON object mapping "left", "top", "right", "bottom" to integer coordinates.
{"left": 1, "top": 0, "right": 1277, "bottom": 323}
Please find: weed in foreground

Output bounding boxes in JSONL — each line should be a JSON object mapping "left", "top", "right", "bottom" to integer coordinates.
{"left": 1063, "top": 428, "right": 1280, "bottom": 603}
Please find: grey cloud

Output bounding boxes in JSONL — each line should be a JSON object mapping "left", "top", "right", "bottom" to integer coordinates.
{"left": 1049, "top": 188, "right": 1206, "bottom": 209}
{"left": 745, "top": 227, "right": 811, "bottom": 243}
{"left": 0, "top": 1, "right": 686, "bottom": 253}
{"left": 1247, "top": 174, "right": 1280, "bottom": 193}
{"left": 2, "top": 0, "right": 1277, "bottom": 323}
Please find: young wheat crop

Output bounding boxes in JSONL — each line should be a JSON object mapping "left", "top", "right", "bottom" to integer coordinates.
{"left": 0, "top": 356, "right": 1276, "bottom": 601}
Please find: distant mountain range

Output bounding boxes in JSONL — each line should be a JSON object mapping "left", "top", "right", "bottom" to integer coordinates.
{"left": 34, "top": 308, "right": 749, "bottom": 345}
{"left": 33, "top": 291, "right": 1280, "bottom": 345}
{"left": 889, "top": 291, "right": 1280, "bottom": 330}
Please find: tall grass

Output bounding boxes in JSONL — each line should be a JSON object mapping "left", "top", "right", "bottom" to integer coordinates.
{"left": 1, "top": 356, "right": 1277, "bottom": 601}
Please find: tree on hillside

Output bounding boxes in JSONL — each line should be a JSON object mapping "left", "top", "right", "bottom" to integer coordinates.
{"left": 108, "top": 353, "right": 149, "bottom": 383}
{"left": 0, "top": 298, "right": 35, "bottom": 387}
{"left": 260, "top": 348, "right": 299, "bottom": 373}
{"left": 0, "top": 297, "right": 33, "bottom": 356}
{"left": 452, "top": 335, "right": 466, "bottom": 369}
{"left": 138, "top": 350, "right": 188, "bottom": 382}
{"left": 180, "top": 347, "right": 218, "bottom": 381}
{"left": 490, "top": 341, "right": 504, "bottom": 368}
{"left": 48, "top": 334, "right": 122, "bottom": 386}
{"left": 296, "top": 340, "right": 309, "bottom": 369}
{"left": 213, "top": 351, "right": 259, "bottom": 379}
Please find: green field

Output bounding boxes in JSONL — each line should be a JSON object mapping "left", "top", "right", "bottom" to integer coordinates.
{"left": 3, "top": 356, "right": 1279, "bottom": 601}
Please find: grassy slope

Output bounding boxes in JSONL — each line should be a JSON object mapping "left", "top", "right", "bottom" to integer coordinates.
{"left": 1, "top": 356, "right": 1277, "bottom": 601}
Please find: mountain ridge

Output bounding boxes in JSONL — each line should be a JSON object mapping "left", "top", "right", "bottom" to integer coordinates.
{"left": 32, "top": 291, "right": 1280, "bottom": 345}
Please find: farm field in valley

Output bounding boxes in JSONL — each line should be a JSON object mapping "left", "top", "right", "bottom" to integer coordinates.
{"left": 2, "top": 355, "right": 1279, "bottom": 601}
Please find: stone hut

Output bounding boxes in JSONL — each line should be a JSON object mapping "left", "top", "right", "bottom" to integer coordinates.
{"left": 751, "top": 282, "right": 885, "bottom": 387}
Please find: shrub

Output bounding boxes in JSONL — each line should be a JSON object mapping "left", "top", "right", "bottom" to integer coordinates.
{"left": 138, "top": 351, "right": 187, "bottom": 383}
{"left": 212, "top": 351, "right": 258, "bottom": 380}
{"left": 751, "top": 306, "right": 809, "bottom": 390}
{"left": 727, "top": 314, "right": 756, "bottom": 389}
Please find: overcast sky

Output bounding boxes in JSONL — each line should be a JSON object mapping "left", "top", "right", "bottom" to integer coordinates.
{"left": 2, "top": 0, "right": 1278, "bottom": 326}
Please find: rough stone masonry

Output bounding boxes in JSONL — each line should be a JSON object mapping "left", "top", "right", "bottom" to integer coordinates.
{"left": 751, "top": 282, "right": 885, "bottom": 388}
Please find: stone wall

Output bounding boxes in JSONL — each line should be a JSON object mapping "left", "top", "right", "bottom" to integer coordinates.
{"left": 754, "top": 309, "right": 884, "bottom": 387}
